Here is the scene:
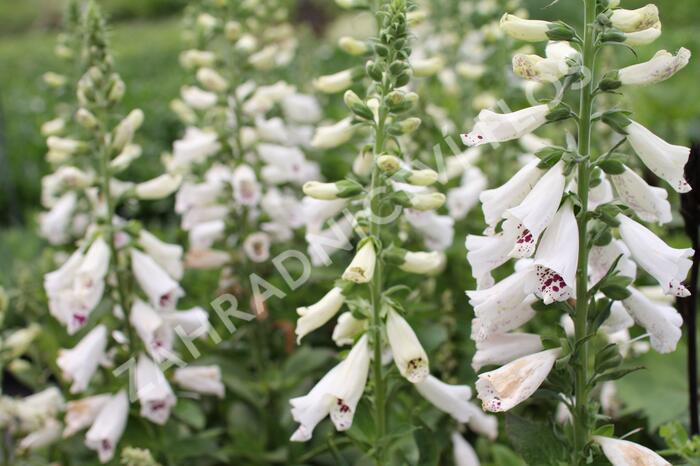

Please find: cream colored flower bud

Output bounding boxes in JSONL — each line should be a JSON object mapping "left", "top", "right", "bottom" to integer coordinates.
{"left": 611, "top": 4, "right": 659, "bottom": 32}
{"left": 313, "top": 69, "right": 355, "bottom": 94}
{"left": 618, "top": 48, "right": 690, "bottom": 86}
{"left": 41, "top": 118, "right": 65, "bottom": 136}
{"left": 342, "top": 241, "right": 376, "bottom": 283}
{"left": 343, "top": 89, "right": 363, "bottom": 108}
{"left": 407, "top": 169, "right": 438, "bottom": 186}
{"left": 169, "top": 99, "right": 197, "bottom": 125}
{"left": 179, "top": 49, "right": 217, "bottom": 69}
{"left": 339, "top": 37, "right": 368, "bottom": 55}
{"left": 197, "top": 67, "right": 229, "bottom": 92}
{"left": 377, "top": 154, "right": 401, "bottom": 173}
{"left": 410, "top": 192, "right": 446, "bottom": 211}
{"left": 399, "top": 117, "right": 421, "bottom": 134}
{"left": 400, "top": 251, "right": 445, "bottom": 275}
{"left": 196, "top": 13, "right": 218, "bottom": 33}
{"left": 107, "top": 77, "right": 126, "bottom": 103}
{"left": 225, "top": 21, "right": 241, "bottom": 41}
{"left": 500, "top": 13, "right": 551, "bottom": 41}
{"left": 353, "top": 146, "right": 374, "bottom": 177}
{"left": 75, "top": 108, "right": 98, "bottom": 129}
{"left": 623, "top": 23, "right": 661, "bottom": 46}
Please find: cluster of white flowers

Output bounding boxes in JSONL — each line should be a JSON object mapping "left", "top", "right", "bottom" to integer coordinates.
{"left": 34, "top": 4, "right": 224, "bottom": 463}
{"left": 463, "top": 1, "right": 691, "bottom": 464}
{"left": 167, "top": 3, "right": 320, "bottom": 282}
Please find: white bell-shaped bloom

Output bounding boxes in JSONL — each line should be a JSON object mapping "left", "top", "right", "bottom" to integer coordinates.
{"left": 45, "top": 250, "right": 88, "bottom": 333}
{"left": 415, "top": 375, "right": 473, "bottom": 422}
{"left": 130, "top": 299, "right": 173, "bottom": 362}
{"left": 162, "top": 307, "right": 210, "bottom": 338}
{"left": 621, "top": 287, "right": 683, "bottom": 353}
{"left": 479, "top": 158, "right": 544, "bottom": 230}
{"left": 40, "top": 191, "right": 77, "bottom": 245}
{"left": 138, "top": 229, "right": 183, "bottom": 280}
{"left": 386, "top": 309, "right": 429, "bottom": 383}
{"left": 400, "top": 251, "right": 446, "bottom": 275}
{"left": 610, "top": 167, "right": 671, "bottom": 224}
{"left": 588, "top": 240, "right": 637, "bottom": 286}
{"left": 472, "top": 333, "right": 544, "bottom": 372}
{"left": 626, "top": 120, "right": 691, "bottom": 193}
{"left": 296, "top": 287, "right": 346, "bottom": 343}
{"left": 452, "top": 432, "right": 481, "bottom": 466}
{"left": 601, "top": 301, "right": 635, "bottom": 334}
{"left": 332, "top": 312, "right": 367, "bottom": 346}
{"left": 18, "top": 419, "right": 62, "bottom": 452}
{"left": 461, "top": 104, "right": 550, "bottom": 147}
{"left": 311, "top": 118, "right": 355, "bottom": 149}
{"left": 73, "top": 237, "right": 110, "bottom": 313}
{"left": 258, "top": 144, "right": 317, "bottom": 185}
{"left": 175, "top": 180, "right": 225, "bottom": 215}
{"left": 610, "top": 4, "right": 659, "bottom": 33}
{"left": 173, "top": 365, "right": 225, "bottom": 398}
{"left": 57, "top": 324, "right": 108, "bottom": 394}
{"left": 281, "top": 93, "right": 322, "bottom": 124}
{"left": 499, "top": 13, "right": 552, "bottom": 41}
{"left": 468, "top": 269, "right": 537, "bottom": 341}
{"left": 623, "top": 23, "right": 661, "bottom": 46}
{"left": 171, "top": 127, "right": 220, "bottom": 171}
{"left": 313, "top": 69, "right": 355, "bottom": 93}
{"left": 243, "top": 232, "right": 271, "bottom": 263}
{"left": 593, "top": 436, "right": 671, "bottom": 466}
{"left": 476, "top": 348, "right": 560, "bottom": 412}
{"left": 466, "top": 230, "right": 518, "bottom": 289}
{"left": 181, "top": 85, "right": 217, "bottom": 109}
{"left": 404, "top": 210, "right": 455, "bottom": 251}
{"left": 617, "top": 214, "right": 693, "bottom": 297}
{"left": 189, "top": 220, "right": 225, "bottom": 249}
{"left": 447, "top": 167, "right": 488, "bottom": 220}
{"left": 135, "top": 174, "right": 182, "bottom": 200}
{"left": 302, "top": 197, "right": 347, "bottom": 232}
{"left": 85, "top": 390, "right": 129, "bottom": 463}
{"left": 64, "top": 394, "right": 111, "bottom": 437}
{"left": 232, "top": 164, "right": 261, "bottom": 206}
{"left": 131, "top": 248, "right": 185, "bottom": 311}
{"left": 9, "top": 387, "right": 64, "bottom": 433}
{"left": 290, "top": 334, "right": 370, "bottom": 441}
{"left": 342, "top": 241, "right": 376, "bottom": 283}
{"left": 618, "top": 48, "right": 691, "bottom": 86}
{"left": 502, "top": 161, "right": 566, "bottom": 258}
{"left": 533, "top": 202, "right": 578, "bottom": 304}
{"left": 135, "top": 355, "right": 176, "bottom": 425}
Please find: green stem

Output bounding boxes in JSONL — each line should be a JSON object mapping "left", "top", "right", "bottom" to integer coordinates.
{"left": 369, "top": 103, "right": 388, "bottom": 465}
{"left": 573, "top": 0, "right": 597, "bottom": 462}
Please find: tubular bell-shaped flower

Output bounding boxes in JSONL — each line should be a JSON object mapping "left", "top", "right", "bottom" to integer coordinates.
{"left": 295, "top": 286, "right": 347, "bottom": 342}
{"left": 620, "top": 287, "right": 682, "bottom": 353}
{"left": 472, "top": 332, "right": 544, "bottom": 372}
{"left": 386, "top": 309, "right": 429, "bottom": 383}
{"left": 57, "top": 324, "right": 108, "bottom": 394}
{"left": 593, "top": 435, "right": 671, "bottom": 466}
{"left": 610, "top": 167, "right": 672, "bottom": 224}
{"left": 415, "top": 376, "right": 473, "bottom": 423}
{"left": 460, "top": 104, "right": 551, "bottom": 147}
{"left": 84, "top": 390, "right": 128, "bottom": 464}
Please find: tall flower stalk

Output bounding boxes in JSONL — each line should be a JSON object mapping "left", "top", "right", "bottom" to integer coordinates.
{"left": 464, "top": 0, "right": 692, "bottom": 464}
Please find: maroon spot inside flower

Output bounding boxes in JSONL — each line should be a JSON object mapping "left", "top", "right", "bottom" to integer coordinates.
{"left": 73, "top": 314, "right": 87, "bottom": 325}
{"left": 151, "top": 401, "right": 166, "bottom": 411}
{"left": 101, "top": 439, "right": 112, "bottom": 451}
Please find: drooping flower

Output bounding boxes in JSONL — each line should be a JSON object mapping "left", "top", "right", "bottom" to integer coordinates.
{"left": 593, "top": 436, "right": 671, "bottom": 466}
{"left": 17, "top": 419, "right": 62, "bottom": 452}
{"left": 532, "top": 202, "right": 578, "bottom": 304}
{"left": 57, "top": 324, "right": 108, "bottom": 394}
{"left": 231, "top": 164, "right": 261, "bottom": 206}
{"left": 138, "top": 229, "right": 184, "bottom": 281}
{"left": 342, "top": 241, "right": 376, "bottom": 284}
{"left": 40, "top": 191, "right": 77, "bottom": 245}
{"left": 415, "top": 376, "right": 473, "bottom": 423}
{"left": 332, "top": 312, "right": 367, "bottom": 346}
{"left": 84, "top": 390, "right": 129, "bottom": 464}
{"left": 466, "top": 229, "right": 519, "bottom": 289}
{"left": 617, "top": 213, "right": 693, "bottom": 297}
{"left": 129, "top": 299, "right": 174, "bottom": 362}
{"left": 290, "top": 334, "right": 370, "bottom": 441}
{"left": 610, "top": 166, "right": 672, "bottom": 224}
{"left": 588, "top": 240, "right": 637, "bottom": 286}
{"left": 610, "top": 4, "right": 660, "bottom": 33}
{"left": 618, "top": 48, "right": 691, "bottom": 86}
{"left": 386, "top": 309, "right": 429, "bottom": 383}
{"left": 311, "top": 118, "right": 356, "bottom": 149}
{"left": 472, "top": 333, "right": 544, "bottom": 372}
{"left": 622, "top": 23, "right": 662, "bottom": 46}
{"left": 296, "top": 287, "right": 347, "bottom": 342}
{"left": 63, "top": 394, "right": 111, "bottom": 438}
{"left": 499, "top": 13, "right": 553, "bottom": 42}
{"left": 625, "top": 120, "right": 691, "bottom": 193}
{"left": 620, "top": 287, "right": 683, "bottom": 353}
{"left": 243, "top": 232, "right": 271, "bottom": 263}
{"left": 135, "top": 355, "right": 176, "bottom": 425}
{"left": 460, "top": 104, "right": 550, "bottom": 147}
{"left": 131, "top": 248, "right": 185, "bottom": 311}
{"left": 399, "top": 251, "right": 446, "bottom": 275}
{"left": 451, "top": 432, "right": 481, "bottom": 466}
{"left": 313, "top": 69, "right": 355, "bottom": 94}
{"left": 173, "top": 365, "right": 225, "bottom": 398}
{"left": 135, "top": 174, "right": 182, "bottom": 200}
{"left": 475, "top": 348, "right": 560, "bottom": 412}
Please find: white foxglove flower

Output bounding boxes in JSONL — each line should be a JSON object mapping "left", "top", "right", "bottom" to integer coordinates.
{"left": 64, "top": 394, "right": 110, "bottom": 437}
{"left": 626, "top": 120, "right": 691, "bottom": 193}
{"left": 57, "top": 324, "right": 108, "bottom": 394}
{"left": 620, "top": 287, "right": 682, "bottom": 353}
{"left": 332, "top": 312, "right": 367, "bottom": 346}
{"left": 171, "top": 127, "right": 220, "bottom": 171}
{"left": 499, "top": 13, "right": 552, "bottom": 41}
{"left": 18, "top": 419, "right": 62, "bottom": 452}
{"left": 73, "top": 237, "right": 110, "bottom": 313}
{"left": 130, "top": 299, "right": 173, "bottom": 362}
{"left": 179, "top": 49, "right": 216, "bottom": 69}
{"left": 138, "top": 229, "right": 183, "bottom": 280}
{"left": 185, "top": 248, "right": 230, "bottom": 269}
{"left": 408, "top": 192, "right": 446, "bottom": 211}
{"left": 111, "top": 144, "right": 142, "bottom": 172}
{"left": 502, "top": 161, "right": 566, "bottom": 258}
{"left": 135, "top": 355, "right": 176, "bottom": 425}
{"left": 512, "top": 52, "right": 567, "bottom": 83}
{"left": 40, "top": 191, "right": 77, "bottom": 245}
{"left": 451, "top": 432, "right": 480, "bottom": 466}
{"left": 533, "top": 202, "right": 578, "bottom": 304}
{"left": 405, "top": 210, "right": 455, "bottom": 251}
{"left": 290, "top": 335, "right": 370, "bottom": 441}
{"left": 196, "top": 67, "right": 229, "bottom": 92}
{"left": 112, "top": 109, "right": 144, "bottom": 151}
{"left": 342, "top": 241, "right": 376, "bottom": 283}
{"left": 173, "top": 365, "right": 224, "bottom": 398}
{"left": 175, "top": 180, "right": 224, "bottom": 213}
{"left": 618, "top": 48, "right": 691, "bottom": 86}
{"left": 386, "top": 309, "right": 429, "bottom": 383}
{"left": 479, "top": 158, "right": 544, "bottom": 230}
{"left": 476, "top": 348, "right": 560, "bottom": 412}
{"left": 588, "top": 240, "right": 637, "bottom": 286}
{"left": 461, "top": 104, "right": 550, "bottom": 147}
{"left": 447, "top": 167, "right": 487, "bottom": 220}
{"left": 131, "top": 248, "right": 185, "bottom": 311}
{"left": 313, "top": 69, "right": 355, "bottom": 93}
{"left": 415, "top": 376, "right": 473, "bottom": 422}
{"left": 468, "top": 269, "right": 537, "bottom": 341}
{"left": 180, "top": 85, "right": 217, "bottom": 109}
{"left": 593, "top": 436, "right": 671, "bottom": 466}
{"left": 135, "top": 174, "right": 182, "bottom": 200}
{"left": 281, "top": 93, "right": 322, "bottom": 124}
{"left": 296, "top": 287, "right": 346, "bottom": 342}
{"left": 617, "top": 214, "right": 693, "bottom": 297}
{"left": 602, "top": 301, "right": 635, "bottom": 334}
{"left": 258, "top": 144, "right": 316, "bottom": 185}
{"left": 232, "top": 164, "right": 261, "bottom": 206}
{"left": 400, "top": 251, "right": 446, "bottom": 275}
{"left": 623, "top": 23, "right": 662, "bottom": 46}
{"left": 466, "top": 230, "right": 519, "bottom": 289}
{"left": 162, "top": 307, "right": 210, "bottom": 338}
{"left": 610, "top": 5, "right": 659, "bottom": 33}
{"left": 189, "top": 220, "right": 225, "bottom": 249}
{"left": 411, "top": 56, "right": 446, "bottom": 77}
{"left": 10, "top": 387, "right": 64, "bottom": 432}
{"left": 85, "top": 390, "right": 128, "bottom": 463}
{"left": 472, "top": 333, "right": 543, "bottom": 372}
{"left": 311, "top": 118, "right": 355, "bottom": 149}
{"left": 302, "top": 197, "right": 348, "bottom": 231}
{"left": 243, "top": 232, "right": 271, "bottom": 263}
{"left": 610, "top": 167, "right": 671, "bottom": 224}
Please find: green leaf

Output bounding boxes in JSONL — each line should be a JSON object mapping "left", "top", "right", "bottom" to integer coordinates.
{"left": 506, "top": 414, "right": 567, "bottom": 465}
{"left": 173, "top": 398, "right": 206, "bottom": 430}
